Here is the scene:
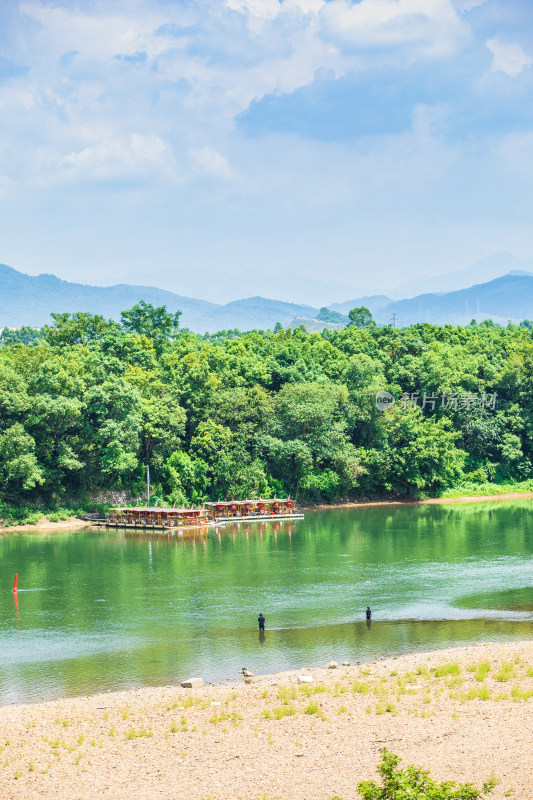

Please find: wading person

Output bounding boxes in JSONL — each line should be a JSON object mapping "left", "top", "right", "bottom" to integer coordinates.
{"left": 366, "top": 606, "right": 371, "bottom": 621}
{"left": 258, "top": 612, "right": 265, "bottom": 631}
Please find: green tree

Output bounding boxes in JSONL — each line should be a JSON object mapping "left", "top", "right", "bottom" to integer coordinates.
{"left": 357, "top": 407, "right": 465, "bottom": 497}
{"left": 0, "top": 424, "right": 43, "bottom": 494}
{"left": 44, "top": 312, "right": 118, "bottom": 347}
{"left": 0, "top": 325, "right": 44, "bottom": 346}
{"left": 81, "top": 379, "right": 142, "bottom": 486}
{"left": 348, "top": 306, "right": 374, "bottom": 328}
{"left": 121, "top": 302, "right": 181, "bottom": 355}
{"left": 163, "top": 450, "right": 209, "bottom": 504}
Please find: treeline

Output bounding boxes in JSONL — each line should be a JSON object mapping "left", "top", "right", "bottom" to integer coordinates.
{"left": 1, "top": 303, "right": 533, "bottom": 506}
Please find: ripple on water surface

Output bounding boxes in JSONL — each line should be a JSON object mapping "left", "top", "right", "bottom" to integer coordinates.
{"left": 455, "top": 585, "right": 533, "bottom": 612}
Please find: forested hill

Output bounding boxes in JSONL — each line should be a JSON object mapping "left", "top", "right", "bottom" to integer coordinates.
{"left": 0, "top": 263, "right": 316, "bottom": 332}
{"left": 1, "top": 309, "right": 533, "bottom": 508}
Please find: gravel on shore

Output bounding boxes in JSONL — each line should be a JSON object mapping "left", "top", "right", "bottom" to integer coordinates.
{"left": 1, "top": 640, "right": 532, "bottom": 799}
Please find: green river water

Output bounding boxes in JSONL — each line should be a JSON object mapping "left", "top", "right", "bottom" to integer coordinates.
{"left": 1, "top": 502, "right": 532, "bottom": 704}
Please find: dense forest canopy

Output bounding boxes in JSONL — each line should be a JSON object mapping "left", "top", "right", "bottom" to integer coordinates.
{"left": 1, "top": 303, "right": 533, "bottom": 505}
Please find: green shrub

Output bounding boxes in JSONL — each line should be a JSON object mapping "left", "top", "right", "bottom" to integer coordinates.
{"left": 353, "top": 749, "right": 497, "bottom": 800}
{"left": 435, "top": 662, "right": 461, "bottom": 677}
{"left": 471, "top": 661, "right": 491, "bottom": 682}
{"left": 495, "top": 663, "right": 515, "bottom": 682}
{"left": 273, "top": 706, "right": 296, "bottom": 720}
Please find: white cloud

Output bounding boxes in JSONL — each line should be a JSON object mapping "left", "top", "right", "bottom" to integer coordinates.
{"left": 0, "top": 84, "right": 39, "bottom": 113}
{"left": 225, "top": 0, "right": 325, "bottom": 19}
{"left": 18, "top": 1, "right": 172, "bottom": 62}
{"left": 60, "top": 133, "right": 174, "bottom": 182}
{"left": 225, "top": 0, "right": 283, "bottom": 21}
{"left": 190, "top": 146, "right": 233, "bottom": 179}
{"left": 499, "top": 132, "right": 533, "bottom": 175}
{"left": 487, "top": 37, "right": 533, "bottom": 77}
{"left": 453, "top": 0, "right": 488, "bottom": 11}
{"left": 320, "top": 0, "right": 465, "bottom": 56}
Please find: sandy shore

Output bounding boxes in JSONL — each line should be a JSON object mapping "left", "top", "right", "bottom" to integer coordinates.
{"left": 1, "top": 641, "right": 532, "bottom": 799}
{"left": 0, "top": 517, "right": 92, "bottom": 533}
{"left": 303, "top": 492, "right": 533, "bottom": 511}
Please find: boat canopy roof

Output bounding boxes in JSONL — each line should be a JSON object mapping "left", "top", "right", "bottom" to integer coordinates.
{"left": 203, "top": 498, "right": 292, "bottom": 506}
{"left": 110, "top": 506, "right": 205, "bottom": 513}
{"left": 111, "top": 498, "right": 293, "bottom": 512}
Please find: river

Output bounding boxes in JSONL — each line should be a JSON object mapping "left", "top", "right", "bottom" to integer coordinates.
{"left": 1, "top": 501, "right": 532, "bottom": 704}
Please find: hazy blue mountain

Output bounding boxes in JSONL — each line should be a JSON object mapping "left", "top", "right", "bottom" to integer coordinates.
{"left": 0, "top": 263, "right": 317, "bottom": 332}
{"left": 122, "top": 267, "right": 363, "bottom": 306}
{"left": 377, "top": 273, "right": 533, "bottom": 326}
{"left": 2, "top": 262, "right": 533, "bottom": 334}
{"left": 203, "top": 296, "right": 317, "bottom": 331}
{"left": 394, "top": 252, "right": 533, "bottom": 298}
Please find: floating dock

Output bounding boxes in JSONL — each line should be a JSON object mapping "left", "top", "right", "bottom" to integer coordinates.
{"left": 92, "top": 512, "right": 303, "bottom": 532}
{"left": 91, "top": 498, "right": 303, "bottom": 532}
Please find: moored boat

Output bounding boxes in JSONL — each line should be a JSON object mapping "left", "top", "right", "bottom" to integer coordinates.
{"left": 94, "top": 498, "right": 303, "bottom": 531}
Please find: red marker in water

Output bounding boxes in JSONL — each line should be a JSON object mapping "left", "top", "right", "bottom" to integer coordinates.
{"left": 12, "top": 573, "right": 17, "bottom": 593}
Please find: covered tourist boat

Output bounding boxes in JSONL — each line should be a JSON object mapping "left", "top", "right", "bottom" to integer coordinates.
{"left": 203, "top": 498, "right": 296, "bottom": 518}
{"left": 104, "top": 505, "right": 210, "bottom": 529}
{"left": 100, "top": 497, "right": 302, "bottom": 530}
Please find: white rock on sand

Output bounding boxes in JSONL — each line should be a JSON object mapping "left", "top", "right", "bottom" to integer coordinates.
{"left": 180, "top": 678, "right": 204, "bottom": 688}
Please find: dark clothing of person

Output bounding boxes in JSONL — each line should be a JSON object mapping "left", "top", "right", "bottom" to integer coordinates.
{"left": 258, "top": 613, "right": 265, "bottom": 631}
{"left": 366, "top": 606, "right": 372, "bottom": 620}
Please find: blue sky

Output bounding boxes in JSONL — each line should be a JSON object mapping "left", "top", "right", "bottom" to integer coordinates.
{"left": 0, "top": 0, "right": 532, "bottom": 297}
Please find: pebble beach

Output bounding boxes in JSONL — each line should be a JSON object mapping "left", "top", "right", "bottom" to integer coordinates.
{"left": 1, "top": 640, "right": 532, "bottom": 799}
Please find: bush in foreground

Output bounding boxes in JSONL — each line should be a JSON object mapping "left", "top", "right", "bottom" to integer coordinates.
{"left": 332, "top": 749, "right": 497, "bottom": 800}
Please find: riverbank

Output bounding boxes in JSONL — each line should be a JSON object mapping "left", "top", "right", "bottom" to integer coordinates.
{"left": 302, "top": 490, "right": 533, "bottom": 512}
{"left": 1, "top": 640, "right": 532, "bottom": 799}
{"left": 2, "top": 486, "right": 533, "bottom": 533}
{"left": 0, "top": 516, "right": 91, "bottom": 533}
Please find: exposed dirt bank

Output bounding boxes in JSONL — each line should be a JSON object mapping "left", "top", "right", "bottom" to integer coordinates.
{"left": 0, "top": 517, "right": 92, "bottom": 533}
{"left": 1, "top": 641, "right": 532, "bottom": 799}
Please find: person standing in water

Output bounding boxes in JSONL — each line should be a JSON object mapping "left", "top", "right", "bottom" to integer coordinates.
{"left": 366, "top": 606, "right": 371, "bottom": 621}
{"left": 258, "top": 612, "right": 265, "bottom": 631}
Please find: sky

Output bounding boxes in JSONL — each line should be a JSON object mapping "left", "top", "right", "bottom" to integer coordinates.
{"left": 1, "top": 0, "right": 533, "bottom": 297}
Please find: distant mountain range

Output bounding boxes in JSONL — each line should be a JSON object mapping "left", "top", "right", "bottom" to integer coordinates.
{"left": 1, "top": 262, "right": 533, "bottom": 332}
{"left": 120, "top": 267, "right": 363, "bottom": 307}
{"left": 0, "top": 263, "right": 316, "bottom": 332}
{"left": 325, "top": 273, "right": 533, "bottom": 327}
{"left": 376, "top": 272, "right": 533, "bottom": 327}
{"left": 394, "top": 252, "right": 533, "bottom": 298}
{"left": 115, "top": 251, "right": 533, "bottom": 305}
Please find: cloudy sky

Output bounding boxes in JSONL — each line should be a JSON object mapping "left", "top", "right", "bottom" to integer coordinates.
{"left": 0, "top": 0, "right": 532, "bottom": 296}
